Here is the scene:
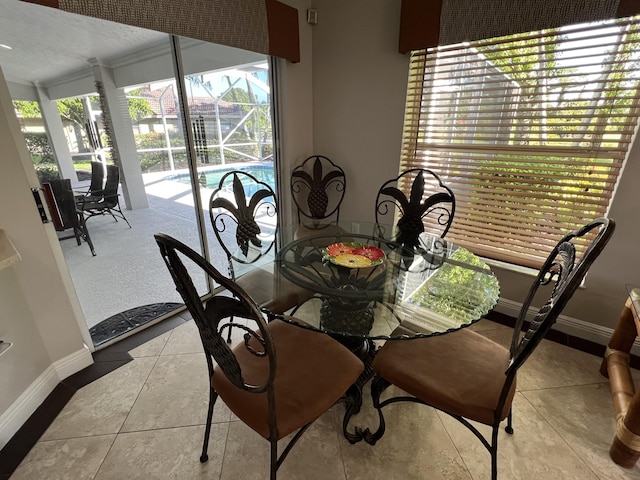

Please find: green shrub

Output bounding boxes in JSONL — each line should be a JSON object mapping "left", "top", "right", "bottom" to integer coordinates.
{"left": 35, "top": 164, "right": 61, "bottom": 184}
{"left": 23, "top": 132, "right": 55, "bottom": 164}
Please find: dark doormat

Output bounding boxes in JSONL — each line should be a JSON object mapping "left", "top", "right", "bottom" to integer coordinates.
{"left": 90, "top": 302, "right": 184, "bottom": 347}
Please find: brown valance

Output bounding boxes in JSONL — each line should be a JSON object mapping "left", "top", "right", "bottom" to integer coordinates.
{"left": 20, "top": 0, "right": 300, "bottom": 62}
{"left": 399, "top": 0, "right": 640, "bottom": 53}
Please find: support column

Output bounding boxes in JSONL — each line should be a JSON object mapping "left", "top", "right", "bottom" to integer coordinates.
{"left": 90, "top": 61, "right": 148, "bottom": 210}
{"left": 35, "top": 85, "right": 77, "bottom": 183}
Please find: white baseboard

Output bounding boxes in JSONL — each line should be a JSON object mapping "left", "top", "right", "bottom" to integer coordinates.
{"left": 54, "top": 344, "right": 93, "bottom": 381}
{"left": 495, "top": 299, "right": 640, "bottom": 356}
{"left": 0, "top": 346, "right": 93, "bottom": 450}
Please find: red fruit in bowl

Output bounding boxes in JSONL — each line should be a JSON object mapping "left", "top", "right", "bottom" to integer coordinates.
{"left": 352, "top": 246, "right": 385, "bottom": 261}
{"left": 326, "top": 243, "right": 355, "bottom": 256}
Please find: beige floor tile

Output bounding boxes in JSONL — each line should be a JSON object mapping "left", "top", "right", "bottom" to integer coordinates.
{"left": 438, "top": 393, "right": 599, "bottom": 479}
{"left": 220, "top": 411, "right": 346, "bottom": 480}
{"left": 129, "top": 331, "right": 171, "bottom": 358}
{"left": 277, "top": 411, "right": 347, "bottom": 480}
{"left": 523, "top": 382, "right": 640, "bottom": 479}
{"left": 41, "top": 357, "right": 157, "bottom": 440}
{"left": 10, "top": 434, "right": 116, "bottom": 480}
{"left": 340, "top": 399, "right": 472, "bottom": 480}
{"left": 478, "top": 329, "right": 605, "bottom": 390}
{"left": 218, "top": 421, "right": 269, "bottom": 480}
{"left": 161, "top": 321, "right": 204, "bottom": 355}
{"left": 161, "top": 318, "right": 250, "bottom": 356}
{"left": 14, "top": 314, "right": 636, "bottom": 480}
{"left": 93, "top": 425, "right": 228, "bottom": 480}
{"left": 517, "top": 340, "right": 605, "bottom": 390}
{"left": 121, "top": 353, "right": 231, "bottom": 432}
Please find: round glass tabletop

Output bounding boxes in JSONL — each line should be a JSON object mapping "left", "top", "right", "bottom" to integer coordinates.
{"left": 277, "top": 224, "right": 500, "bottom": 340}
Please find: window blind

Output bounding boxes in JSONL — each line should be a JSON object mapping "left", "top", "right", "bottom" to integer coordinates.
{"left": 400, "top": 16, "right": 640, "bottom": 268}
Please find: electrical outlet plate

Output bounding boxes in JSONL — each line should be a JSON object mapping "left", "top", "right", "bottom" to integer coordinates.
{"left": 307, "top": 9, "right": 318, "bottom": 25}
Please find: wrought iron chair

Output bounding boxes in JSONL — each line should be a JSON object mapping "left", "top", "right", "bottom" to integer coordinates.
{"left": 365, "top": 218, "right": 615, "bottom": 479}
{"left": 155, "top": 233, "right": 364, "bottom": 479}
{"left": 42, "top": 178, "right": 96, "bottom": 256}
{"left": 290, "top": 155, "right": 347, "bottom": 239}
{"left": 78, "top": 164, "right": 131, "bottom": 228}
{"left": 209, "top": 171, "right": 313, "bottom": 331}
{"left": 375, "top": 168, "right": 455, "bottom": 250}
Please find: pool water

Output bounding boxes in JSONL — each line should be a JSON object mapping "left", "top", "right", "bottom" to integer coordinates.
{"left": 166, "top": 163, "right": 275, "bottom": 195}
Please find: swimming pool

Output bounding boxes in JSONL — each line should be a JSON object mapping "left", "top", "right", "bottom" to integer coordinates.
{"left": 165, "top": 162, "right": 275, "bottom": 194}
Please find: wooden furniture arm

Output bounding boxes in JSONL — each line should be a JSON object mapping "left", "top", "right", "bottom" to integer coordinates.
{"left": 601, "top": 295, "right": 640, "bottom": 468}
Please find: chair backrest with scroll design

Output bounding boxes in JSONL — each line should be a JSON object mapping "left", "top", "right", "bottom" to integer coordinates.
{"left": 375, "top": 168, "right": 455, "bottom": 250}
{"left": 155, "top": 233, "right": 364, "bottom": 479}
{"left": 507, "top": 217, "right": 615, "bottom": 376}
{"left": 209, "top": 170, "right": 278, "bottom": 277}
{"left": 368, "top": 217, "right": 615, "bottom": 480}
{"left": 155, "top": 233, "right": 274, "bottom": 393}
{"left": 290, "top": 155, "right": 346, "bottom": 227}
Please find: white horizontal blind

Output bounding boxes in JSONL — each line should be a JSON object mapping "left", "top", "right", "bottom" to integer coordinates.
{"left": 401, "top": 16, "right": 640, "bottom": 268}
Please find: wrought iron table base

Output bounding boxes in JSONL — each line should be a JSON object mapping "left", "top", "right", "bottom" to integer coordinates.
{"left": 336, "top": 337, "right": 377, "bottom": 444}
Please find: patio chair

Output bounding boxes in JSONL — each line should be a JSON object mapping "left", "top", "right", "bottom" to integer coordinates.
{"left": 75, "top": 160, "right": 104, "bottom": 200}
{"left": 290, "top": 155, "right": 347, "bottom": 239}
{"left": 154, "top": 233, "right": 364, "bottom": 480}
{"left": 78, "top": 164, "right": 131, "bottom": 228}
{"left": 375, "top": 168, "right": 455, "bottom": 250}
{"left": 366, "top": 217, "right": 615, "bottom": 480}
{"left": 42, "top": 178, "right": 96, "bottom": 256}
{"left": 209, "top": 171, "right": 313, "bottom": 341}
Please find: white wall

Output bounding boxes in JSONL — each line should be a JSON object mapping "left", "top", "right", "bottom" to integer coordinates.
{"left": 311, "top": 0, "right": 409, "bottom": 222}
{"left": 0, "top": 268, "right": 50, "bottom": 415}
{"left": 0, "top": 66, "right": 93, "bottom": 448}
{"left": 275, "top": 0, "right": 315, "bottom": 224}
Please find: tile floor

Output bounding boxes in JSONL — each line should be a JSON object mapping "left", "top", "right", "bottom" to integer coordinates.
{"left": 9, "top": 315, "right": 640, "bottom": 480}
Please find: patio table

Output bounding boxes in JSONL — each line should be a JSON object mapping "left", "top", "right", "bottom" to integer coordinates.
{"left": 273, "top": 222, "right": 500, "bottom": 442}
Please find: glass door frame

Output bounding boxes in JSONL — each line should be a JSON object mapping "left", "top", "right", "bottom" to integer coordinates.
{"left": 169, "top": 35, "right": 281, "bottom": 295}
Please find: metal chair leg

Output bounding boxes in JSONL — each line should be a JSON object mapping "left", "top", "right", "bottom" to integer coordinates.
{"left": 270, "top": 439, "right": 278, "bottom": 480}
{"left": 200, "top": 387, "right": 218, "bottom": 462}
{"left": 505, "top": 408, "right": 514, "bottom": 434}
{"left": 491, "top": 424, "right": 499, "bottom": 480}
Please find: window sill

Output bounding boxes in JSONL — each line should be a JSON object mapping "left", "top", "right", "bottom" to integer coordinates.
{"left": 482, "top": 257, "right": 538, "bottom": 278}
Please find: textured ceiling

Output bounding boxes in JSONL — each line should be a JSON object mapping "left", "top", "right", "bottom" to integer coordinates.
{"left": 0, "top": 0, "right": 168, "bottom": 85}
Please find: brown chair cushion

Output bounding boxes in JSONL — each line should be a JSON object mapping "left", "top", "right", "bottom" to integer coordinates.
{"left": 237, "top": 268, "right": 313, "bottom": 314}
{"left": 372, "top": 328, "right": 515, "bottom": 425}
{"left": 211, "top": 318, "right": 364, "bottom": 440}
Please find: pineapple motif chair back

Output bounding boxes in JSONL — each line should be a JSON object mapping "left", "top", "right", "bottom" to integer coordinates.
{"left": 290, "top": 155, "right": 346, "bottom": 227}
{"left": 209, "top": 170, "right": 278, "bottom": 278}
{"left": 375, "top": 168, "right": 455, "bottom": 250}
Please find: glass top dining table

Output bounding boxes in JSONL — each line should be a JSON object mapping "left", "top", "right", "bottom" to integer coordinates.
{"left": 276, "top": 221, "right": 501, "bottom": 341}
